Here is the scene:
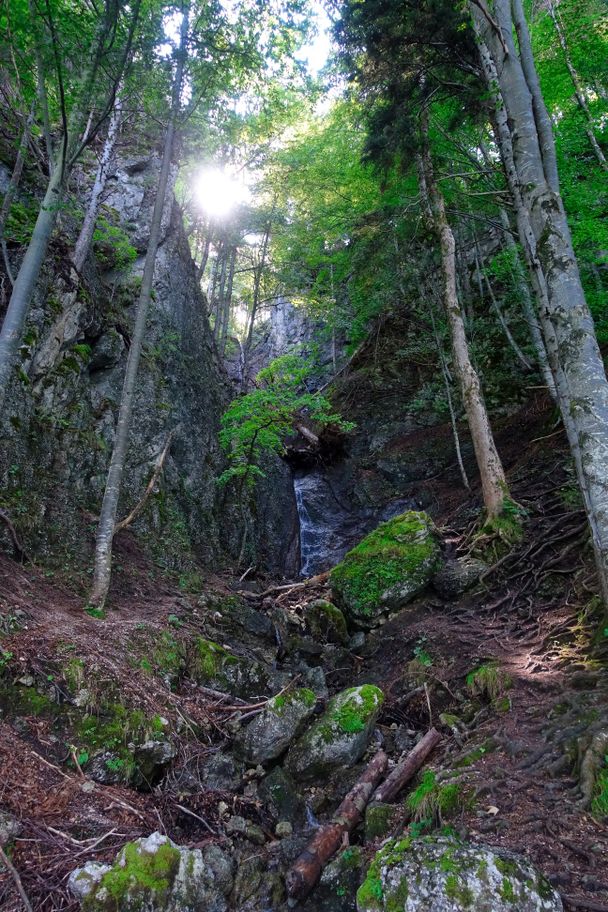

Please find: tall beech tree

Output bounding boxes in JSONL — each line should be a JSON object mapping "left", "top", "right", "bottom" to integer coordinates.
{"left": 0, "top": 0, "right": 141, "bottom": 413}
{"left": 471, "top": 0, "right": 608, "bottom": 600}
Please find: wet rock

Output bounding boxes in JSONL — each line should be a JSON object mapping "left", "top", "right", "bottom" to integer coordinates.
{"left": 286, "top": 684, "right": 384, "bottom": 781}
{"left": 330, "top": 512, "right": 441, "bottom": 627}
{"left": 432, "top": 557, "right": 487, "bottom": 600}
{"left": 0, "top": 809, "right": 21, "bottom": 846}
{"left": 132, "top": 740, "right": 176, "bottom": 790}
{"left": 356, "top": 837, "right": 562, "bottom": 912}
{"left": 235, "top": 687, "right": 316, "bottom": 764}
{"left": 307, "top": 846, "right": 365, "bottom": 912}
{"left": 306, "top": 600, "right": 349, "bottom": 645}
{"left": 201, "top": 751, "right": 244, "bottom": 791}
{"left": 349, "top": 632, "right": 366, "bottom": 651}
{"left": 69, "top": 831, "right": 234, "bottom": 911}
{"left": 259, "top": 766, "right": 304, "bottom": 823}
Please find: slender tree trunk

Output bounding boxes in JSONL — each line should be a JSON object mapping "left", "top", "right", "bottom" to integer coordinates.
{"left": 0, "top": 98, "right": 36, "bottom": 285}
{"left": 197, "top": 234, "right": 211, "bottom": 281}
{"left": 472, "top": 0, "right": 608, "bottom": 600}
{"left": 72, "top": 94, "right": 123, "bottom": 273}
{"left": 242, "top": 220, "right": 271, "bottom": 390}
{"left": 547, "top": 0, "right": 607, "bottom": 170}
{"left": 89, "top": 5, "right": 189, "bottom": 610}
{"left": 219, "top": 246, "right": 236, "bottom": 356}
{"left": 419, "top": 114, "right": 508, "bottom": 519}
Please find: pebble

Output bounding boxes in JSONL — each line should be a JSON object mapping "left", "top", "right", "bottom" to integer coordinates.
{"left": 275, "top": 821, "right": 293, "bottom": 838}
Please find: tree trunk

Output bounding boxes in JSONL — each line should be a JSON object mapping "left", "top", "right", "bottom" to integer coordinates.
{"left": 419, "top": 115, "right": 508, "bottom": 519}
{"left": 242, "top": 217, "right": 272, "bottom": 390}
{"left": 547, "top": 0, "right": 607, "bottom": 170}
{"left": 72, "top": 93, "right": 123, "bottom": 273}
{"left": 286, "top": 750, "right": 388, "bottom": 902}
{"left": 89, "top": 4, "right": 189, "bottom": 610}
{"left": 372, "top": 727, "right": 441, "bottom": 803}
{"left": 472, "top": 0, "right": 608, "bottom": 601}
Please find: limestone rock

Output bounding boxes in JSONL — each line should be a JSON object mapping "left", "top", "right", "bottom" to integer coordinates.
{"left": 132, "top": 739, "right": 177, "bottom": 790}
{"left": 69, "top": 831, "right": 234, "bottom": 912}
{"left": 87, "top": 751, "right": 130, "bottom": 786}
{"left": 356, "top": 837, "right": 562, "bottom": 912}
{"left": 286, "top": 684, "right": 384, "bottom": 781}
{"left": 432, "top": 557, "right": 487, "bottom": 600}
{"left": 330, "top": 512, "right": 441, "bottom": 627}
{"left": 235, "top": 687, "right": 316, "bottom": 763}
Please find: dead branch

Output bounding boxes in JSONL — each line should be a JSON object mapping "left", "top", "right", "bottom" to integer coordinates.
{"left": 372, "top": 727, "right": 442, "bottom": 804}
{"left": 241, "top": 570, "right": 331, "bottom": 601}
{"left": 286, "top": 750, "right": 388, "bottom": 902}
{"left": 114, "top": 430, "right": 176, "bottom": 534}
{"left": 0, "top": 845, "right": 34, "bottom": 912}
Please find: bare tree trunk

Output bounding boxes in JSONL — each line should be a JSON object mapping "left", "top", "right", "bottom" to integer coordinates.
{"left": 241, "top": 220, "right": 271, "bottom": 390}
{"left": 0, "top": 99, "right": 36, "bottom": 285}
{"left": 472, "top": 0, "right": 608, "bottom": 600}
{"left": 547, "top": 0, "right": 607, "bottom": 170}
{"left": 89, "top": 4, "right": 189, "bottom": 610}
{"left": 219, "top": 246, "right": 236, "bottom": 357}
{"left": 419, "top": 114, "right": 508, "bottom": 519}
{"left": 72, "top": 93, "right": 123, "bottom": 272}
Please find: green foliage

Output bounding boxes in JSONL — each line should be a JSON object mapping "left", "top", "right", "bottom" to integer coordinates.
{"left": 219, "top": 353, "right": 354, "bottom": 488}
{"left": 3, "top": 201, "right": 38, "bottom": 245}
{"left": 466, "top": 662, "right": 511, "bottom": 702}
{"left": 84, "top": 840, "right": 180, "bottom": 909}
{"left": 591, "top": 755, "right": 608, "bottom": 818}
{"left": 92, "top": 218, "right": 137, "bottom": 272}
{"left": 406, "top": 771, "right": 467, "bottom": 823}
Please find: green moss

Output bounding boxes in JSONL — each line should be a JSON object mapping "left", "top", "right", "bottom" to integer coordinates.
{"left": 407, "top": 771, "right": 468, "bottom": 823}
{"left": 191, "top": 637, "right": 237, "bottom": 680}
{"left": 357, "top": 838, "right": 413, "bottom": 910}
{"left": 466, "top": 662, "right": 511, "bottom": 702}
{"left": 591, "top": 755, "right": 608, "bottom": 818}
{"left": 76, "top": 705, "right": 160, "bottom": 764}
{"left": 63, "top": 658, "right": 85, "bottom": 693}
{"left": 385, "top": 877, "right": 409, "bottom": 912}
{"left": 271, "top": 688, "right": 316, "bottom": 714}
{"left": 365, "top": 803, "right": 395, "bottom": 841}
{"left": 499, "top": 876, "right": 516, "bottom": 903}
{"left": 330, "top": 511, "right": 439, "bottom": 617}
{"left": 307, "top": 600, "right": 349, "bottom": 643}
{"left": 0, "top": 684, "right": 55, "bottom": 717}
{"left": 320, "top": 685, "right": 384, "bottom": 741}
{"left": 84, "top": 841, "right": 180, "bottom": 910}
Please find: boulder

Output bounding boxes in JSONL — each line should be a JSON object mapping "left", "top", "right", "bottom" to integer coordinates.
{"left": 286, "top": 684, "right": 384, "bottom": 781}
{"left": 259, "top": 766, "right": 304, "bottom": 823}
{"left": 235, "top": 687, "right": 317, "bottom": 764}
{"left": 330, "top": 512, "right": 441, "bottom": 627}
{"left": 432, "top": 557, "right": 487, "bottom": 600}
{"left": 306, "top": 846, "right": 366, "bottom": 912}
{"left": 189, "top": 637, "right": 274, "bottom": 700}
{"left": 356, "top": 837, "right": 562, "bottom": 912}
{"left": 69, "top": 832, "right": 234, "bottom": 912}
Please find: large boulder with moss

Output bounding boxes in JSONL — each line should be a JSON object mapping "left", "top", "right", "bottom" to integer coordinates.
{"left": 306, "top": 600, "right": 349, "bottom": 644}
{"left": 189, "top": 637, "right": 275, "bottom": 700}
{"left": 330, "top": 512, "right": 441, "bottom": 627}
{"left": 235, "top": 687, "right": 317, "bottom": 764}
{"left": 356, "top": 837, "right": 562, "bottom": 912}
{"left": 69, "top": 832, "right": 234, "bottom": 912}
{"left": 286, "top": 685, "right": 384, "bottom": 781}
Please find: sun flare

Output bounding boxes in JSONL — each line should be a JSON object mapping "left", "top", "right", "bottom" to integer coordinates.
{"left": 194, "top": 168, "right": 249, "bottom": 219}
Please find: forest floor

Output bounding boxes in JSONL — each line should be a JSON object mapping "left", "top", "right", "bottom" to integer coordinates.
{"left": 0, "top": 399, "right": 607, "bottom": 911}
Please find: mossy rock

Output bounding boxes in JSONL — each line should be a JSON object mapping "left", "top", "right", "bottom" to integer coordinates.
{"left": 306, "top": 600, "right": 349, "bottom": 645}
{"left": 69, "top": 832, "right": 234, "bottom": 911}
{"left": 330, "top": 512, "right": 441, "bottom": 627}
{"left": 286, "top": 684, "right": 384, "bottom": 781}
{"left": 356, "top": 837, "right": 562, "bottom": 912}
{"left": 307, "top": 846, "right": 366, "bottom": 912}
{"left": 235, "top": 687, "right": 317, "bottom": 764}
{"left": 189, "top": 637, "right": 272, "bottom": 700}
{"left": 365, "top": 803, "right": 397, "bottom": 843}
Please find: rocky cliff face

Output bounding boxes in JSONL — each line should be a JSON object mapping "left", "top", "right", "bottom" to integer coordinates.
{"left": 0, "top": 155, "right": 298, "bottom": 577}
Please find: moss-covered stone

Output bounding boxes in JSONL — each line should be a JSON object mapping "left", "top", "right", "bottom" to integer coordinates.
{"left": 69, "top": 832, "right": 234, "bottom": 911}
{"left": 189, "top": 636, "right": 272, "bottom": 700}
{"left": 235, "top": 687, "right": 317, "bottom": 764}
{"left": 330, "top": 511, "right": 441, "bottom": 627}
{"left": 365, "top": 803, "right": 396, "bottom": 842}
{"left": 306, "top": 599, "right": 349, "bottom": 644}
{"left": 356, "top": 837, "right": 563, "bottom": 912}
{"left": 286, "top": 684, "right": 384, "bottom": 780}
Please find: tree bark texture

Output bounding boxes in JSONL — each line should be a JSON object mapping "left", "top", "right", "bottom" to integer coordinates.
{"left": 372, "top": 727, "right": 442, "bottom": 804}
{"left": 472, "top": 0, "right": 608, "bottom": 601}
{"left": 286, "top": 750, "right": 388, "bottom": 902}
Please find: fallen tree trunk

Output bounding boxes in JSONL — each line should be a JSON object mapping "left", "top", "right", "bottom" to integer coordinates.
{"left": 286, "top": 750, "right": 388, "bottom": 902}
{"left": 372, "top": 727, "right": 441, "bottom": 804}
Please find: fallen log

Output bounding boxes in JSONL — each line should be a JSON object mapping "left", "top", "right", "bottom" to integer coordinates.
{"left": 286, "top": 749, "right": 388, "bottom": 902}
{"left": 372, "top": 727, "right": 442, "bottom": 804}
